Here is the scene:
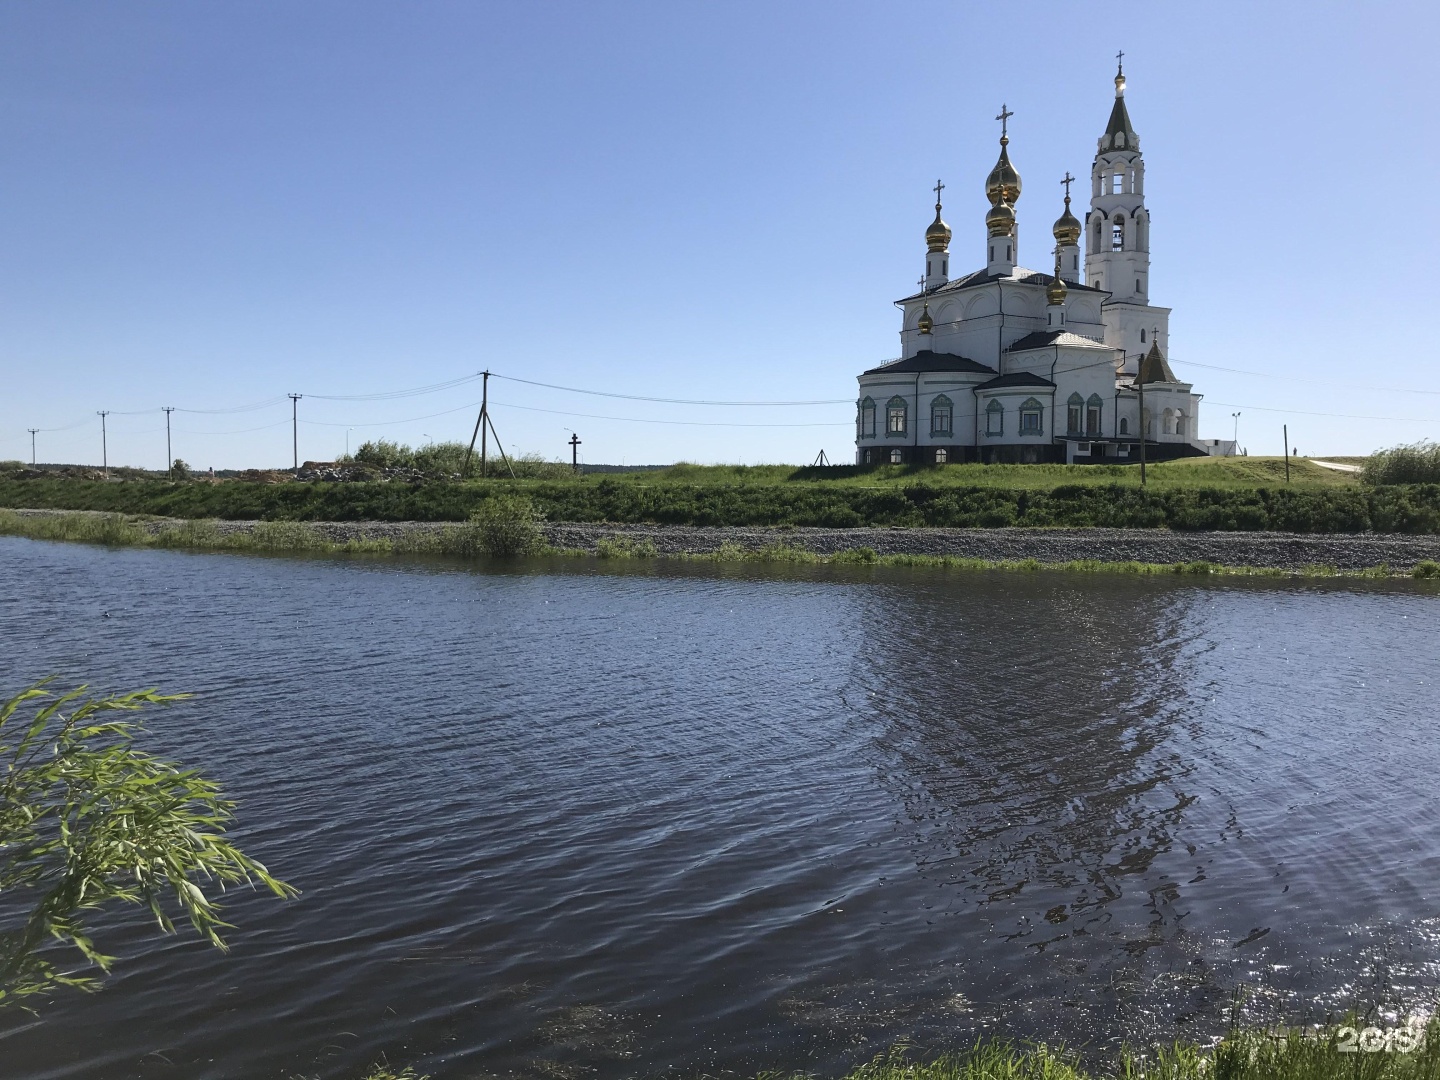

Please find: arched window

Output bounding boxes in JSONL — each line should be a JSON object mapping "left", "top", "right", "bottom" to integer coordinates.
{"left": 1086, "top": 394, "right": 1103, "bottom": 436}
{"left": 1162, "top": 407, "right": 1176, "bottom": 435}
{"left": 890, "top": 448, "right": 903, "bottom": 464}
{"left": 1019, "top": 398, "right": 1044, "bottom": 435}
{"left": 1119, "top": 416, "right": 1129, "bottom": 435}
{"left": 886, "top": 395, "right": 907, "bottom": 436}
{"left": 857, "top": 397, "right": 876, "bottom": 439}
{"left": 1174, "top": 412, "right": 1186, "bottom": 437}
{"left": 934, "top": 448, "right": 948, "bottom": 464}
{"left": 1111, "top": 214, "right": 1125, "bottom": 251}
{"left": 1066, "top": 392, "right": 1084, "bottom": 435}
{"left": 930, "top": 394, "right": 953, "bottom": 437}
{"left": 985, "top": 398, "right": 1003, "bottom": 436}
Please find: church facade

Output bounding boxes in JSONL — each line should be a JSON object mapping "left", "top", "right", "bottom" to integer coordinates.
{"left": 855, "top": 63, "right": 1205, "bottom": 465}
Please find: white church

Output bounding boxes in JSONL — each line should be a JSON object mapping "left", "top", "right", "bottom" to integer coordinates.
{"left": 856, "top": 61, "right": 1213, "bottom": 465}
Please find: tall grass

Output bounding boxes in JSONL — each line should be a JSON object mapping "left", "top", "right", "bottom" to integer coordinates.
{"left": 1364, "top": 441, "right": 1440, "bottom": 486}
{"left": 777, "top": 1019, "right": 1440, "bottom": 1080}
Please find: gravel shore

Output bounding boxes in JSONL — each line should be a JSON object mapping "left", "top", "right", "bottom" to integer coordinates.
{"left": 10, "top": 509, "right": 1440, "bottom": 571}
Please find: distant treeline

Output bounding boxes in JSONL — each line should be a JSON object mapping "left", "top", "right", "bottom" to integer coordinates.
{"left": 4, "top": 478, "right": 1440, "bottom": 532}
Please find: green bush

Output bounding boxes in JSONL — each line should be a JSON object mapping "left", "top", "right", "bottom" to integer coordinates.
{"left": 1413, "top": 559, "right": 1440, "bottom": 579}
{"left": 354, "top": 439, "right": 416, "bottom": 469}
{"left": 1363, "top": 440, "right": 1440, "bottom": 485}
{"left": 469, "top": 494, "right": 544, "bottom": 557}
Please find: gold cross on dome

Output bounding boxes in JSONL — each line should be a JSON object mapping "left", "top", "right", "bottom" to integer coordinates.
{"left": 933, "top": 178, "right": 945, "bottom": 205}
{"left": 1061, "top": 172, "right": 1074, "bottom": 200}
{"left": 995, "top": 104, "right": 1013, "bottom": 136}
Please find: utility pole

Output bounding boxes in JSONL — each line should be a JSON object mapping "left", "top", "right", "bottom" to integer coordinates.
{"left": 97, "top": 411, "right": 110, "bottom": 478}
{"left": 288, "top": 394, "right": 303, "bottom": 470}
{"left": 1284, "top": 424, "right": 1290, "bottom": 483}
{"left": 1136, "top": 373, "right": 1146, "bottom": 486}
{"left": 163, "top": 406, "right": 175, "bottom": 478}
{"left": 463, "top": 371, "right": 490, "bottom": 478}
{"left": 569, "top": 432, "right": 582, "bottom": 473}
{"left": 26, "top": 428, "right": 37, "bottom": 466}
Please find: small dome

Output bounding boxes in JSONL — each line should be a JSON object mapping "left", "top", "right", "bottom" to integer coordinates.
{"left": 925, "top": 207, "right": 951, "bottom": 253}
{"left": 1053, "top": 197, "right": 1082, "bottom": 244}
{"left": 985, "top": 141, "right": 1022, "bottom": 208}
{"left": 1046, "top": 272, "right": 1067, "bottom": 305}
{"left": 985, "top": 199, "right": 1015, "bottom": 238}
{"left": 917, "top": 302, "right": 933, "bottom": 334}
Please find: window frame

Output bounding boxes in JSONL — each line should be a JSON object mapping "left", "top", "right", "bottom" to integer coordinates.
{"left": 1018, "top": 397, "right": 1044, "bottom": 436}
{"left": 929, "top": 394, "right": 953, "bottom": 437}
{"left": 1086, "top": 394, "right": 1103, "bottom": 437}
{"left": 985, "top": 398, "right": 1004, "bottom": 436}
{"left": 1066, "top": 392, "right": 1084, "bottom": 436}
{"left": 857, "top": 396, "right": 876, "bottom": 439}
{"left": 885, "top": 395, "right": 908, "bottom": 438}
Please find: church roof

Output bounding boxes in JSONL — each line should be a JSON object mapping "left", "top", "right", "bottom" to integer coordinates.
{"left": 1105, "top": 95, "right": 1136, "bottom": 145}
{"left": 899, "top": 267, "right": 1105, "bottom": 304}
{"left": 862, "top": 349, "right": 997, "bottom": 376}
{"left": 976, "top": 372, "right": 1056, "bottom": 391}
{"left": 1136, "top": 340, "right": 1178, "bottom": 384}
{"left": 1006, "top": 330, "right": 1115, "bottom": 352}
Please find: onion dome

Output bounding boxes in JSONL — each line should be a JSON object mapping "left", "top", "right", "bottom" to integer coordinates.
{"left": 925, "top": 205, "right": 951, "bottom": 253}
{"left": 1046, "top": 267, "right": 1068, "bottom": 306}
{"left": 985, "top": 140, "right": 1022, "bottom": 207}
{"left": 917, "top": 302, "right": 933, "bottom": 334}
{"left": 1053, "top": 194, "right": 1082, "bottom": 245}
{"left": 985, "top": 199, "right": 1015, "bottom": 238}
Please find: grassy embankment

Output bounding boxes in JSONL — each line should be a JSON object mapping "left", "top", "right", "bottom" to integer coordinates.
{"left": 4, "top": 457, "right": 1440, "bottom": 532}
{"left": 5, "top": 508, "right": 1439, "bottom": 580}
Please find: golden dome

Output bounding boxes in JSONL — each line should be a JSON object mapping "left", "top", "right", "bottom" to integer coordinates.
{"left": 917, "top": 302, "right": 933, "bottom": 334}
{"left": 1053, "top": 195, "right": 1082, "bottom": 244}
{"left": 985, "top": 141, "right": 1022, "bottom": 208}
{"left": 1046, "top": 268, "right": 1068, "bottom": 305}
{"left": 985, "top": 199, "right": 1015, "bottom": 238}
{"left": 925, "top": 206, "right": 951, "bottom": 253}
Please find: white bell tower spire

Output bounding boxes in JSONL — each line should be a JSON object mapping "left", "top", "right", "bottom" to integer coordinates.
{"left": 1084, "top": 53, "right": 1150, "bottom": 303}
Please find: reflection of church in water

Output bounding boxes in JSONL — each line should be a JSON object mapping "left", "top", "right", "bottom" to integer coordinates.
{"left": 856, "top": 60, "right": 1212, "bottom": 465}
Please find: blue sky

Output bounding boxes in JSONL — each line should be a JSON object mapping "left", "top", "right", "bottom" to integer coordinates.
{"left": 2, "top": 1, "right": 1436, "bottom": 468}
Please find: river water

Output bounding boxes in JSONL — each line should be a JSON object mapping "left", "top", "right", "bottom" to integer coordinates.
{"left": 1, "top": 537, "right": 1438, "bottom": 1079}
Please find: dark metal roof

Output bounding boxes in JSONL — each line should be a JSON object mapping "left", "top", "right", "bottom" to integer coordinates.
{"left": 862, "top": 349, "right": 998, "bottom": 376}
{"left": 1105, "top": 95, "right": 1136, "bottom": 144}
{"left": 897, "top": 266, "right": 1106, "bottom": 304}
{"left": 1006, "top": 330, "right": 1115, "bottom": 352}
{"left": 975, "top": 372, "right": 1057, "bottom": 391}
{"left": 1136, "top": 341, "right": 1179, "bottom": 384}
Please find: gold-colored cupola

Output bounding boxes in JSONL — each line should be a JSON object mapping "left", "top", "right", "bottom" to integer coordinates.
{"left": 985, "top": 104, "right": 1022, "bottom": 208}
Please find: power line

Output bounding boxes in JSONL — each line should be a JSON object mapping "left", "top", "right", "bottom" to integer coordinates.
{"left": 1205, "top": 400, "right": 1440, "bottom": 423}
{"left": 489, "top": 372, "right": 853, "bottom": 406}
{"left": 490, "top": 400, "right": 851, "bottom": 428}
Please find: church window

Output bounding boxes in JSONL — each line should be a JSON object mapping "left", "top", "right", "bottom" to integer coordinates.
{"left": 1067, "top": 393, "right": 1084, "bottom": 435}
{"left": 1111, "top": 172, "right": 1124, "bottom": 194}
{"left": 1086, "top": 394, "right": 1103, "bottom": 436}
{"left": 890, "top": 448, "right": 903, "bottom": 464}
{"left": 930, "top": 394, "right": 953, "bottom": 437}
{"left": 1140, "top": 328, "right": 1146, "bottom": 343}
{"left": 1162, "top": 408, "right": 1176, "bottom": 435}
{"left": 858, "top": 397, "right": 876, "bottom": 439}
{"left": 1006, "top": 244, "right": 1012, "bottom": 261}
{"left": 886, "top": 396, "right": 907, "bottom": 436}
{"left": 1119, "top": 417, "right": 1129, "bottom": 435}
{"left": 1175, "top": 412, "right": 1187, "bottom": 437}
{"left": 934, "top": 448, "right": 947, "bottom": 464}
{"left": 1019, "top": 398, "right": 1043, "bottom": 435}
{"left": 1136, "top": 278, "right": 1142, "bottom": 294}
{"left": 943, "top": 259, "right": 947, "bottom": 274}
{"left": 985, "top": 399, "right": 1003, "bottom": 436}
{"left": 1112, "top": 216, "right": 1125, "bottom": 251}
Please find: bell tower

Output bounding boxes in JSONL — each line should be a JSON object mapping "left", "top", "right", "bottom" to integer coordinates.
{"left": 1084, "top": 54, "right": 1150, "bottom": 303}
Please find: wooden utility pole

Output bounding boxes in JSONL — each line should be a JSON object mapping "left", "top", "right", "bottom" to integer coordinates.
{"left": 1284, "top": 424, "right": 1290, "bottom": 483}
{"left": 26, "top": 428, "right": 37, "bottom": 466}
{"left": 569, "top": 432, "right": 582, "bottom": 473}
{"left": 1137, "top": 375, "right": 1146, "bottom": 486}
{"left": 97, "top": 411, "right": 109, "bottom": 478}
{"left": 163, "top": 406, "right": 175, "bottom": 478}
{"left": 288, "top": 394, "right": 302, "bottom": 470}
{"left": 463, "top": 370, "right": 491, "bottom": 478}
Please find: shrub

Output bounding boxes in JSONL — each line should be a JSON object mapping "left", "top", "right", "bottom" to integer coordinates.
{"left": 469, "top": 494, "right": 544, "bottom": 556}
{"left": 354, "top": 439, "right": 416, "bottom": 470}
{"left": 1413, "top": 559, "right": 1440, "bottom": 579}
{"left": 1362, "top": 440, "right": 1440, "bottom": 485}
{"left": 172, "top": 459, "right": 190, "bottom": 479}
{"left": 596, "top": 535, "right": 658, "bottom": 558}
